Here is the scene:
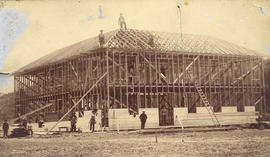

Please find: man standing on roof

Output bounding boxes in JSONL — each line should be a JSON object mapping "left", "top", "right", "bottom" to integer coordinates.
{"left": 118, "top": 13, "right": 127, "bottom": 30}
{"left": 99, "top": 30, "right": 105, "bottom": 47}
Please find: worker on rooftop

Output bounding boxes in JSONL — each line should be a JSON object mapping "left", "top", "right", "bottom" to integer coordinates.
{"left": 118, "top": 13, "right": 127, "bottom": 30}
{"left": 99, "top": 30, "right": 105, "bottom": 47}
{"left": 148, "top": 34, "right": 155, "bottom": 47}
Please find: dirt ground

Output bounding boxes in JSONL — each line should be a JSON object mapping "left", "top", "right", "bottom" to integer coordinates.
{"left": 0, "top": 129, "right": 269, "bottom": 157}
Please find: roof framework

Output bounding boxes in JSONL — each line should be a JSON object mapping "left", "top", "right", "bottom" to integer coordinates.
{"left": 16, "top": 29, "right": 258, "bottom": 74}
{"left": 12, "top": 29, "right": 266, "bottom": 129}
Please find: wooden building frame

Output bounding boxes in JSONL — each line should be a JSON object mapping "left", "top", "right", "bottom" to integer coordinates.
{"left": 13, "top": 29, "right": 266, "bottom": 128}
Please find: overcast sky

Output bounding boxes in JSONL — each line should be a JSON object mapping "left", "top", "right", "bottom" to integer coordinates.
{"left": 0, "top": 0, "right": 270, "bottom": 92}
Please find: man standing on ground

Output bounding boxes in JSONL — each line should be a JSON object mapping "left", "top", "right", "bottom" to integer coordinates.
{"left": 28, "top": 121, "right": 33, "bottom": 136}
{"left": 2, "top": 120, "right": 9, "bottom": 138}
{"left": 70, "top": 112, "right": 77, "bottom": 132}
{"left": 89, "top": 110, "right": 96, "bottom": 132}
{"left": 139, "top": 111, "right": 147, "bottom": 129}
{"left": 118, "top": 13, "right": 127, "bottom": 30}
{"left": 161, "top": 106, "right": 168, "bottom": 125}
{"left": 38, "top": 114, "right": 44, "bottom": 128}
{"left": 22, "top": 118, "right": 27, "bottom": 130}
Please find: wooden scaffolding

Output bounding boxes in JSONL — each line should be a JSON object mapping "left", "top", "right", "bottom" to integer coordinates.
{"left": 13, "top": 29, "right": 266, "bottom": 126}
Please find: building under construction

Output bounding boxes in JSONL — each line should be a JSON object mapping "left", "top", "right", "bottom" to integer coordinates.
{"left": 13, "top": 29, "right": 266, "bottom": 130}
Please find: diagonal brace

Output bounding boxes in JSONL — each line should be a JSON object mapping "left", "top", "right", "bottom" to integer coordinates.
{"left": 46, "top": 72, "right": 108, "bottom": 134}
{"left": 173, "top": 56, "right": 199, "bottom": 84}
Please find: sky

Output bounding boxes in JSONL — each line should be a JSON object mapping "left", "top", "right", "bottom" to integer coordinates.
{"left": 0, "top": 0, "right": 270, "bottom": 93}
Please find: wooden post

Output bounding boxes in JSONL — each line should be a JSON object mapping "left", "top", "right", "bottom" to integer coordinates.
{"left": 261, "top": 58, "right": 266, "bottom": 115}
{"left": 171, "top": 53, "right": 175, "bottom": 108}
{"left": 177, "top": 54, "right": 180, "bottom": 107}
{"left": 155, "top": 54, "right": 158, "bottom": 109}
{"left": 125, "top": 52, "right": 128, "bottom": 109}
{"left": 119, "top": 52, "right": 123, "bottom": 108}
{"left": 198, "top": 56, "right": 201, "bottom": 107}
{"left": 136, "top": 51, "right": 141, "bottom": 109}
{"left": 47, "top": 72, "right": 107, "bottom": 133}
{"left": 148, "top": 53, "right": 152, "bottom": 108}
{"left": 182, "top": 54, "right": 185, "bottom": 107}
{"left": 112, "top": 50, "right": 115, "bottom": 109}
{"left": 144, "top": 51, "right": 146, "bottom": 108}
{"left": 106, "top": 48, "right": 110, "bottom": 127}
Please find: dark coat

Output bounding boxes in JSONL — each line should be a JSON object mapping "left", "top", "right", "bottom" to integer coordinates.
{"left": 71, "top": 115, "right": 77, "bottom": 125}
{"left": 139, "top": 113, "right": 147, "bottom": 122}
{"left": 2, "top": 122, "right": 9, "bottom": 130}
{"left": 99, "top": 33, "right": 105, "bottom": 43}
{"left": 90, "top": 115, "right": 96, "bottom": 124}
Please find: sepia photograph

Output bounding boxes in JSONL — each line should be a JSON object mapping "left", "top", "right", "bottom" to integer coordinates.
{"left": 0, "top": 0, "right": 270, "bottom": 156}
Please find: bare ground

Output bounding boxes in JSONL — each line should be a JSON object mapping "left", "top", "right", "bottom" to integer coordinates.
{"left": 0, "top": 129, "right": 269, "bottom": 157}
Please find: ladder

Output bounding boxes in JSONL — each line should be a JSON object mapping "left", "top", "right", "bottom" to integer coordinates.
{"left": 186, "top": 66, "right": 220, "bottom": 127}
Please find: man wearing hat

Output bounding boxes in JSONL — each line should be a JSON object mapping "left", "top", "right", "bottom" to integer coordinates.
{"left": 2, "top": 120, "right": 9, "bottom": 138}
{"left": 118, "top": 13, "right": 127, "bottom": 30}
{"left": 99, "top": 30, "right": 105, "bottom": 47}
{"left": 139, "top": 111, "right": 147, "bottom": 129}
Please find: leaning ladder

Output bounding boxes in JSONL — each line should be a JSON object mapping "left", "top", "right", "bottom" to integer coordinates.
{"left": 186, "top": 65, "right": 220, "bottom": 127}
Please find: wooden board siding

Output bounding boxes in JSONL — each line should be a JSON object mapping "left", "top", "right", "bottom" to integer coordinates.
{"left": 28, "top": 106, "right": 257, "bottom": 132}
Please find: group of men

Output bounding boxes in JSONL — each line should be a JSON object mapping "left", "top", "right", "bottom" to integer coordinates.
{"left": 22, "top": 119, "right": 33, "bottom": 136}
{"left": 99, "top": 13, "right": 155, "bottom": 49}
{"left": 88, "top": 110, "right": 148, "bottom": 131}
{"left": 2, "top": 118, "right": 33, "bottom": 138}
{"left": 98, "top": 13, "right": 127, "bottom": 47}
{"left": 69, "top": 109, "right": 98, "bottom": 133}
{"left": 2, "top": 109, "right": 148, "bottom": 138}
